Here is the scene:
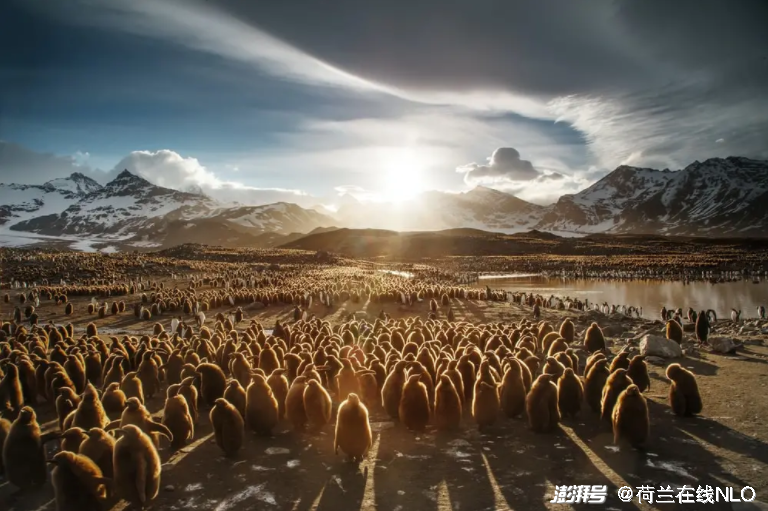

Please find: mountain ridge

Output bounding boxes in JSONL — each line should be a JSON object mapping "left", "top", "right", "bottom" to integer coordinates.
{"left": 1, "top": 156, "right": 767, "bottom": 250}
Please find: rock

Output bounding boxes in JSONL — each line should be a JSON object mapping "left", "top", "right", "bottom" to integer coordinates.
{"left": 639, "top": 335, "right": 683, "bottom": 359}
{"left": 644, "top": 356, "right": 666, "bottom": 366}
{"left": 620, "top": 332, "right": 635, "bottom": 339}
{"left": 250, "top": 301, "right": 266, "bottom": 310}
{"left": 683, "top": 323, "right": 696, "bottom": 333}
{"left": 683, "top": 347, "right": 700, "bottom": 358}
{"left": 709, "top": 336, "right": 740, "bottom": 354}
{"left": 164, "top": 485, "right": 175, "bottom": 492}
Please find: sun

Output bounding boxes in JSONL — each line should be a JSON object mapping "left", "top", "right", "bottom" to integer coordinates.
{"left": 379, "top": 148, "right": 426, "bottom": 202}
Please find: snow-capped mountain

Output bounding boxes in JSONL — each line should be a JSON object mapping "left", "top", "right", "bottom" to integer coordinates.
{"left": 0, "top": 170, "right": 335, "bottom": 248}
{"left": 334, "top": 186, "right": 546, "bottom": 233}
{"left": 536, "top": 157, "right": 768, "bottom": 236}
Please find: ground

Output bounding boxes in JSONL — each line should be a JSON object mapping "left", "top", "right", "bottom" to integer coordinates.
{"left": 1, "top": 277, "right": 767, "bottom": 511}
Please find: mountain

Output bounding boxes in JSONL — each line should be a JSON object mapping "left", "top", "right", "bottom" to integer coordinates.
{"left": 0, "top": 170, "right": 336, "bottom": 249}
{"left": 333, "top": 185, "right": 546, "bottom": 232}
{"left": 536, "top": 157, "right": 768, "bottom": 236}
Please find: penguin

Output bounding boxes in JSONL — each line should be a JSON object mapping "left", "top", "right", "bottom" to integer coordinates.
{"left": 79, "top": 427, "right": 115, "bottom": 478}
{"left": 472, "top": 380, "right": 500, "bottom": 431}
{"left": 2, "top": 407, "right": 48, "bottom": 490}
{"left": 113, "top": 424, "right": 162, "bottom": 508}
{"left": 162, "top": 394, "right": 194, "bottom": 450}
{"left": 526, "top": 374, "right": 559, "bottom": 433}
{"left": 612, "top": 385, "right": 649, "bottom": 449}
{"left": 49, "top": 451, "right": 109, "bottom": 511}
{"left": 334, "top": 393, "right": 372, "bottom": 463}
{"left": 626, "top": 355, "right": 650, "bottom": 392}
{"left": 666, "top": 363, "right": 703, "bottom": 417}
{"left": 600, "top": 368, "right": 633, "bottom": 423}
{"left": 245, "top": 373, "right": 279, "bottom": 436}
{"left": 304, "top": 379, "right": 332, "bottom": 431}
{"left": 399, "top": 374, "right": 431, "bottom": 432}
{"left": 557, "top": 367, "right": 583, "bottom": 418}
{"left": 433, "top": 374, "right": 462, "bottom": 431}
{"left": 210, "top": 398, "right": 244, "bottom": 457}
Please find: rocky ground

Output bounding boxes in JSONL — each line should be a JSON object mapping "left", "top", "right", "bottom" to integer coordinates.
{"left": 2, "top": 283, "right": 767, "bottom": 511}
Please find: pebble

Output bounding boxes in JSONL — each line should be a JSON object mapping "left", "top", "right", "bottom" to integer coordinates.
{"left": 164, "top": 485, "right": 176, "bottom": 492}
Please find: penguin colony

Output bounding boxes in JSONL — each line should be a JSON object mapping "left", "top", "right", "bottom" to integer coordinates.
{"left": 2, "top": 247, "right": 763, "bottom": 509}
{"left": 0, "top": 267, "right": 709, "bottom": 511}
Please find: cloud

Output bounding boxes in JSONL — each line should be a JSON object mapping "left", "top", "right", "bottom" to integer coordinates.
{"left": 25, "top": 0, "right": 389, "bottom": 94}
{"left": 109, "top": 149, "right": 314, "bottom": 206}
{"left": 457, "top": 147, "right": 541, "bottom": 184}
{"left": 0, "top": 141, "right": 101, "bottom": 184}
{"left": 455, "top": 147, "right": 584, "bottom": 204}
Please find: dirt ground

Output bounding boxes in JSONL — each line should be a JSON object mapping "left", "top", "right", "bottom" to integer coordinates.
{"left": 2, "top": 283, "right": 767, "bottom": 511}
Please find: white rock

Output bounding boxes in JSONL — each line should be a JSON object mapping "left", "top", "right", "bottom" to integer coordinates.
{"left": 639, "top": 335, "right": 683, "bottom": 359}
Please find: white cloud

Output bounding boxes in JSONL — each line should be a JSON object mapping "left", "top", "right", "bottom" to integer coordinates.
{"left": 109, "top": 149, "right": 315, "bottom": 206}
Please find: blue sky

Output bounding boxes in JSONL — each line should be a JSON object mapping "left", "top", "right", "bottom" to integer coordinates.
{"left": 1, "top": 0, "right": 766, "bottom": 206}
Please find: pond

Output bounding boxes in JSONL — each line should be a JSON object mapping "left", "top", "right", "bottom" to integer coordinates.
{"left": 475, "top": 275, "right": 768, "bottom": 320}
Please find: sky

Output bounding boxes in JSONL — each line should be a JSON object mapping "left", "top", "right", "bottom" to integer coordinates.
{"left": 1, "top": 0, "right": 767, "bottom": 206}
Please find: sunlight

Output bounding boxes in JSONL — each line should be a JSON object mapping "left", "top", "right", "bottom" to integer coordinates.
{"left": 378, "top": 148, "right": 427, "bottom": 202}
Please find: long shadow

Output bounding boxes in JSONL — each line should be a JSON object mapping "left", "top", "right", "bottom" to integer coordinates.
{"left": 484, "top": 413, "right": 621, "bottom": 511}
{"left": 569, "top": 398, "right": 750, "bottom": 511}
{"left": 373, "top": 423, "right": 450, "bottom": 511}
{"left": 674, "top": 357, "right": 720, "bottom": 376}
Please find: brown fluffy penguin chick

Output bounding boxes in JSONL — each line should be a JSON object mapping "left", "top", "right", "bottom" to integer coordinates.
{"left": 584, "top": 323, "right": 606, "bottom": 353}
{"left": 666, "top": 319, "right": 683, "bottom": 344}
{"left": 583, "top": 352, "right": 606, "bottom": 379}
{"left": 472, "top": 381, "right": 500, "bottom": 431}
{"left": 61, "top": 427, "right": 88, "bottom": 453}
{"left": 113, "top": 424, "right": 161, "bottom": 508}
{"left": 433, "top": 374, "right": 462, "bottom": 431}
{"left": 245, "top": 374, "right": 279, "bottom": 436}
{"left": 101, "top": 382, "right": 126, "bottom": 421}
{"left": 499, "top": 363, "right": 526, "bottom": 418}
{"left": 209, "top": 398, "right": 244, "bottom": 457}
{"left": 56, "top": 387, "right": 80, "bottom": 431}
{"left": 557, "top": 368, "right": 584, "bottom": 418}
{"left": 666, "top": 363, "right": 703, "bottom": 417}
{"left": 2, "top": 406, "right": 47, "bottom": 489}
{"left": 304, "top": 379, "right": 332, "bottom": 431}
{"left": 382, "top": 360, "right": 408, "bottom": 420}
{"left": 285, "top": 376, "right": 309, "bottom": 432}
{"left": 600, "top": 368, "right": 632, "bottom": 423}
{"left": 266, "top": 369, "right": 289, "bottom": 421}
{"left": 627, "top": 355, "right": 650, "bottom": 392}
{"left": 336, "top": 358, "right": 361, "bottom": 402}
{"left": 79, "top": 428, "right": 115, "bottom": 478}
{"left": 559, "top": 319, "right": 575, "bottom": 344}
{"left": 196, "top": 363, "right": 227, "bottom": 407}
{"left": 584, "top": 359, "right": 610, "bottom": 413}
{"left": 162, "top": 395, "right": 194, "bottom": 450}
{"left": 399, "top": 374, "right": 431, "bottom": 432}
{"left": 71, "top": 383, "right": 109, "bottom": 430}
{"left": 526, "top": 374, "right": 560, "bottom": 433}
{"left": 334, "top": 393, "right": 372, "bottom": 462}
{"left": 543, "top": 356, "right": 566, "bottom": 380}
{"left": 120, "top": 372, "right": 144, "bottom": 405}
{"left": 223, "top": 379, "right": 247, "bottom": 419}
{"left": 110, "top": 397, "right": 173, "bottom": 444}
{"left": 609, "top": 351, "right": 630, "bottom": 373}
{"left": 612, "top": 385, "right": 649, "bottom": 448}
{"left": 50, "top": 451, "right": 109, "bottom": 511}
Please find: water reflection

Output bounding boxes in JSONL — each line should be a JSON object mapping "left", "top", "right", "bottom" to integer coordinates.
{"left": 476, "top": 276, "right": 768, "bottom": 319}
